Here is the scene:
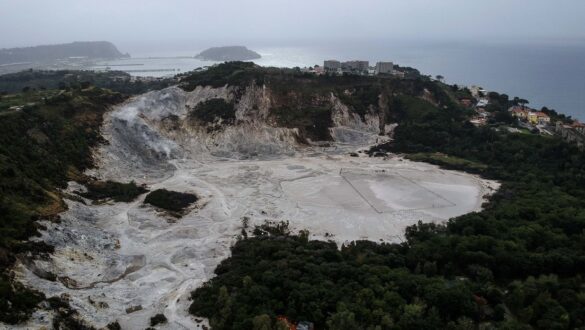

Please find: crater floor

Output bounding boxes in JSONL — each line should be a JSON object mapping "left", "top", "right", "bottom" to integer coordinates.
{"left": 12, "top": 152, "right": 497, "bottom": 329}
{"left": 10, "top": 89, "right": 498, "bottom": 329}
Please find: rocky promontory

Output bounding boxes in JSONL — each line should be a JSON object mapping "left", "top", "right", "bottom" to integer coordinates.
{"left": 0, "top": 41, "right": 129, "bottom": 65}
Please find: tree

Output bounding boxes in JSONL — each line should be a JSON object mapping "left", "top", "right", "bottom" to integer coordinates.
{"left": 436, "top": 75, "right": 444, "bottom": 82}
{"left": 513, "top": 97, "right": 529, "bottom": 107}
{"left": 275, "top": 319, "right": 290, "bottom": 330}
{"left": 210, "top": 286, "right": 232, "bottom": 329}
{"left": 327, "top": 310, "right": 360, "bottom": 330}
{"left": 493, "top": 110, "right": 515, "bottom": 124}
{"left": 299, "top": 229, "right": 310, "bottom": 243}
{"left": 252, "top": 314, "right": 272, "bottom": 330}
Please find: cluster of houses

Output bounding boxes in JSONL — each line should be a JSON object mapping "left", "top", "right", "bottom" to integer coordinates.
{"left": 509, "top": 106, "right": 551, "bottom": 125}
{"left": 469, "top": 104, "right": 552, "bottom": 127}
{"left": 321, "top": 59, "right": 399, "bottom": 76}
{"left": 555, "top": 120, "right": 585, "bottom": 147}
{"left": 464, "top": 85, "right": 553, "bottom": 128}
{"left": 463, "top": 87, "right": 492, "bottom": 126}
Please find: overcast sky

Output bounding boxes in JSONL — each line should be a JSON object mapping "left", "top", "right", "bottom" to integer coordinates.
{"left": 1, "top": 0, "right": 584, "bottom": 51}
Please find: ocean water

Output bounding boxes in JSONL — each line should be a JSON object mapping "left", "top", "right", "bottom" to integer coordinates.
{"left": 98, "top": 40, "right": 585, "bottom": 120}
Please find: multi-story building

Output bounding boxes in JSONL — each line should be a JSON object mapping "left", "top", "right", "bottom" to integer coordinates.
{"left": 375, "top": 61, "right": 394, "bottom": 74}
{"left": 341, "top": 60, "right": 369, "bottom": 74}
{"left": 323, "top": 60, "right": 341, "bottom": 73}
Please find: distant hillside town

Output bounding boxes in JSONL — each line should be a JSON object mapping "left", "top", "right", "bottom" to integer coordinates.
{"left": 298, "top": 59, "right": 402, "bottom": 77}
{"left": 321, "top": 59, "right": 398, "bottom": 76}
{"left": 298, "top": 59, "right": 584, "bottom": 148}
{"left": 459, "top": 85, "right": 585, "bottom": 147}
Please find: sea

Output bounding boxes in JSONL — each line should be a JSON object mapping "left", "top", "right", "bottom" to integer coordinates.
{"left": 92, "top": 40, "right": 585, "bottom": 120}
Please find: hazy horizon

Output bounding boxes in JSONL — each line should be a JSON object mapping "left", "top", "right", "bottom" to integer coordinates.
{"left": 1, "top": 0, "right": 584, "bottom": 118}
{"left": 1, "top": 0, "right": 585, "bottom": 52}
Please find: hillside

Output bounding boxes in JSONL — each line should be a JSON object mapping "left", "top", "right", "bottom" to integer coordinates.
{"left": 176, "top": 62, "right": 459, "bottom": 143}
{"left": 0, "top": 69, "right": 172, "bottom": 95}
{"left": 1, "top": 63, "right": 584, "bottom": 329}
{"left": 176, "top": 63, "right": 585, "bottom": 329}
{"left": 0, "top": 41, "right": 128, "bottom": 65}
{"left": 0, "top": 73, "right": 172, "bottom": 325}
{"left": 195, "top": 46, "right": 261, "bottom": 61}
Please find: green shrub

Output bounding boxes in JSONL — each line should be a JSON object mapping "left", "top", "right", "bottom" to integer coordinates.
{"left": 189, "top": 98, "right": 235, "bottom": 124}
{"left": 82, "top": 180, "right": 147, "bottom": 202}
{"left": 271, "top": 106, "right": 333, "bottom": 141}
{"left": 150, "top": 313, "right": 167, "bottom": 326}
{"left": 144, "top": 189, "right": 197, "bottom": 213}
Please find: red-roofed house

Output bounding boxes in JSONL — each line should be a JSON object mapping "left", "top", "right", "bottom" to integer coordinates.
{"left": 534, "top": 112, "right": 550, "bottom": 124}
{"left": 572, "top": 121, "right": 585, "bottom": 134}
{"left": 509, "top": 106, "right": 528, "bottom": 119}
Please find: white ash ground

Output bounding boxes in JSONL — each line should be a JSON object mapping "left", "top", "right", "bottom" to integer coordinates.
{"left": 9, "top": 87, "right": 499, "bottom": 330}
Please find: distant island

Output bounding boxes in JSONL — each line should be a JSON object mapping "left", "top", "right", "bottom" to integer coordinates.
{"left": 0, "top": 41, "right": 129, "bottom": 65}
{"left": 195, "top": 46, "right": 261, "bottom": 61}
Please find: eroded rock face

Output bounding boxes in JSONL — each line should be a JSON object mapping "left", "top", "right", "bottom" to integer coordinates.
{"left": 92, "top": 85, "right": 388, "bottom": 182}
{"left": 11, "top": 85, "right": 498, "bottom": 329}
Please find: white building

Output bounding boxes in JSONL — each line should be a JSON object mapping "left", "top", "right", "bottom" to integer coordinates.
{"left": 375, "top": 61, "right": 394, "bottom": 75}
{"left": 341, "top": 60, "right": 369, "bottom": 74}
{"left": 324, "top": 60, "right": 341, "bottom": 73}
{"left": 476, "top": 99, "right": 489, "bottom": 107}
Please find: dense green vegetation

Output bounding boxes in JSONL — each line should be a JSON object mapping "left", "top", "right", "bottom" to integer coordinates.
{"left": 0, "top": 86, "right": 123, "bottom": 323}
{"left": 272, "top": 106, "right": 333, "bottom": 141}
{"left": 0, "top": 279, "right": 44, "bottom": 324}
{"left": 179, "top": 62, "right": 267, "bottom": 89}
{"left": 0, "top": 69, "right": 172, "bottom": 95}
{"left": 0, "top": 87, "right": 124, "bottom": 246}
{"left": 0, "top": 72, "right": 167, "bottom": 324}
{"left": 150, "top": 313, "right": 168, "bottom": 326}
{"left": 144, "top": 189, "right": 198, "bottom": 214}
{"left": 191, "top": 227, "right": 485, "bottom": 329}
{"left": 337, "top": 85, "right": 381, "bottom": 119}
{"left": 188, "top": 64, "right": 585, "bottom": 329}
{"left": 181, "top": 62, "right": 460, "bottom": 143}
{"left": 81, "top": 180, "right": 148, "bottom": 202}
{"left": 189, "top": 98, "right": 236, "bottom": 125}
{"left": 3, "top": 63, "right": 581, "bottom": 327}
